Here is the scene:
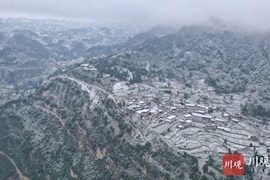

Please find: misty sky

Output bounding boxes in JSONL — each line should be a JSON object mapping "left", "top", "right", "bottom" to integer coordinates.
{"left": 0, "top": 0, "right": 270, "bottom": 29}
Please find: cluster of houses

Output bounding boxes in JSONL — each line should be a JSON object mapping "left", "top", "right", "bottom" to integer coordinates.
{"left": 80, "top": 63, "right": 98, "bottom": 72}
{"left": 77, "top": 64, "right": 245, "bottom": 135}
{"left": 127, "top": 99, "right": 241, "bottom": 133}
{"left": 80, "top": 63, "right": 99, "bottom": 76}
{"left": 78, "top": 63, "right": 244, "bottom": 135}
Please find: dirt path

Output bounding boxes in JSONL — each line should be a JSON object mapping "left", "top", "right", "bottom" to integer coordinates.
{"left": 0, "top": 150, "right": 30, "bottom": 180}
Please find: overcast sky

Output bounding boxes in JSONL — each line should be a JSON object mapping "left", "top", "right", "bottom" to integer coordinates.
{"left": 0, "top": 0, "right": 270, "bottom": 29}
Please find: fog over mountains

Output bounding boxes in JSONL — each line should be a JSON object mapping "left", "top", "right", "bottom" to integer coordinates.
{"left": 1, "top": 0, "right": 270, "bottom": 30}
{"left": 1, "top": 1, "right": 270, "bottom": 180}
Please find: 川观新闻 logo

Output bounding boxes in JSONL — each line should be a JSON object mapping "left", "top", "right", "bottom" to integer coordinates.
{"left": 223, "top": 153, "right": 244, "bottom": 176}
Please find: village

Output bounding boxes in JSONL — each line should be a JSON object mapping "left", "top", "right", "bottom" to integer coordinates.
{"left": 109, "top": 72, "right": 270, "bottom": 172}
{"left": 3, "top": 62, "right": 269, "bottom": 173}
{"left": 76, "top": 63, "right": 270, "bottom": 167}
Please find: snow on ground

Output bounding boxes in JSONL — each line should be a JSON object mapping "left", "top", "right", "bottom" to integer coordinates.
{"left": 113, "top": 82, "right": 129, "bottom": 96}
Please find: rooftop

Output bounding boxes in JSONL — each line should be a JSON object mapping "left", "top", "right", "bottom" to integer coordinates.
{"left": 184, "top": 114, "right": 192, "bottom": 118}
{"left": 186, "top": 120, "right": 192, "bottom": 123}
{"left": 232, "top": 118, "right": 239, "bottom": 122}
{"left": 192, "top": 113, "right": 212, "bottom": 119}
{"left": 186, "top": 103, "right": 195, "bottom": 107}
{"left": 167, "top": 115, "right": 176, "bottom": 120}
{"left": 196, "top": 104, "right": 209, "bottom": 109}
{"left": 136, "top": 109, "right": 149, "bottom": 114}
{"left": 215, "top": 118, "right": 228, "bottom": 122}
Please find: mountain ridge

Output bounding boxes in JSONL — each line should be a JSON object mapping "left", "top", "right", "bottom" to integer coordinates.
{"left": 0, "top": 74, "right": 205, "bottom": 179}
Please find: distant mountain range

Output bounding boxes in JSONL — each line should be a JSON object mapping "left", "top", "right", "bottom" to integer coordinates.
{"left": 86, "top": 25, "right": 270, "bottom": 119}
{"left": 0, "top": 18, "right": 269, "bottom": 179}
